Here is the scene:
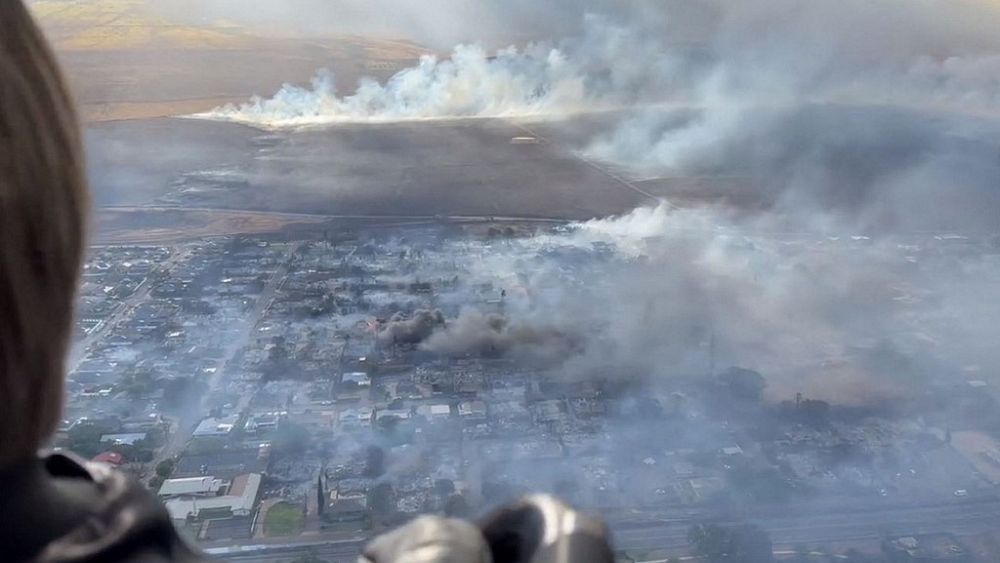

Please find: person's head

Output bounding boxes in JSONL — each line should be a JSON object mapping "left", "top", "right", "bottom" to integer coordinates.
{"left": 0, "top": 1, "right": 88, "bottom": 466}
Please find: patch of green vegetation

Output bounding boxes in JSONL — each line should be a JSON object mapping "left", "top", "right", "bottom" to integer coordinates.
{"left": 264, "top": 502, "right": 305, "bottom": 537}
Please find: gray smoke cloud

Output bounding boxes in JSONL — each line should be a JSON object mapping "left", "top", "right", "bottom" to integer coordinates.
{"left": 191, "top": 1, "right": 1000, "bottom": 123}
{"left": 421, "top": 307, "right": 582, "bottom": 364}
{"left": 185, "top": 0, "right": 1000, "bottom": 233}
{"left": 378, "top": 309, "right": 445, "bottom": 346}
{"left": 413, "top": 203, "right": 1000, "bottom": 407}
{"left": 192, "top": 16, "right": 678, "bottom": 127}
{"left": 160, "top": 0, "right": 1000, "bottom": 403}
{"left": 579, "top": 0, "right": 1000, "bottom": 231}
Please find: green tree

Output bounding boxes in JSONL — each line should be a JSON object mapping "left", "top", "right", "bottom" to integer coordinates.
{"left": 155, "top": 459, "right": 176, "bottom": 478}
{"left": 148, "top": 474, "right": 165, "bottom": 491}
{"left": 118, "top": 365, "right": 159, "bottom": 399}
{"left": 64, "top": 420, "right": 116, "bottom": 458}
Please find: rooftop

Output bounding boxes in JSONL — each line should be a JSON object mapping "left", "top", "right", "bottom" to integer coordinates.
{"left": 174, "top": 449, "right": 268, "bottom": 480}
{"left": 158, "top": 476, "right": 227, "bottom": 497}
{"left": 99, "top": 432, "right": 147, "bottom": 445}
{"left": 165, "top": 473, "right": 261, "bottom": 521}
{"left": 193, "top": 414, "right": 240, "bottom": 437}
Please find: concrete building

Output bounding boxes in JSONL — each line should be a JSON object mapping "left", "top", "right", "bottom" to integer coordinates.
{"left": 165, "top": 473, "right": 262, "bottom": 522}
{"left": 99, "top": 432, "right": 147, "bottom": 445}
{"left": 342, "top": 372, "right": 371, "bottom": 387}
{"left": 417, "top": 404, "right": 452, "bottom": 420}
{"left": 158, "top": 476, "right": 228, "bottom": 499}
{"left": 193, "top": 415, "right": 240, "bottom": 437}
{"left": 339, "top": 407, "right": 374, "bottom": 429}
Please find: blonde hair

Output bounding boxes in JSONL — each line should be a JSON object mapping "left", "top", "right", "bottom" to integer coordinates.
{"left": 0, "top": 1, "right": 88, "bottom": 465}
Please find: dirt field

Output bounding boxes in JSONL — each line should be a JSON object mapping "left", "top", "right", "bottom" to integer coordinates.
{"left": 33, "top": 0, "right": 431, "bottom": 122}
{"left": 93, "top": 208, "right": 330, "bottom": 244}
{"left": 85, "top": 117, "right": 651, "bottom": 223}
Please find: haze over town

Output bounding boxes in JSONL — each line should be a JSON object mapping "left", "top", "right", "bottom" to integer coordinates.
{"left": 33, "top": 1, "right": 1000, "bottom": 561}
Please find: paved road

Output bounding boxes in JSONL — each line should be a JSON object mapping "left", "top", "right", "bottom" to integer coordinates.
{"left": 208, "top": 537, "right": 366, "bottom": 563}
{"left": 153, "top": 242, "right": 300, "bottom": 467}
{"left": 69, "top": 245, "right": 194, "bottom": 372}
{"left": 612, "top": 498, "right": 1000, "bottom": 551}
{"left": 204, "top": 498, "right": 1000, "bottom": 561}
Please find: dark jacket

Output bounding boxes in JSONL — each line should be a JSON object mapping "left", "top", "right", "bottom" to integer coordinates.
{"left": 0, "top": 453, "right": 206, "bottom": 562}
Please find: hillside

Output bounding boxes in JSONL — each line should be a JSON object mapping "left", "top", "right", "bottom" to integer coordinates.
{"left": 29, "top": 0, "right": 431, "bottom": 121}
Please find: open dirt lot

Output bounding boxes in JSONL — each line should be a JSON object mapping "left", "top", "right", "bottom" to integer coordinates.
{"left": 85, "top": 117, "right": 651, "bottom": 226}
{"left": 33, "top": 0, "right": 429, "bottom": 122}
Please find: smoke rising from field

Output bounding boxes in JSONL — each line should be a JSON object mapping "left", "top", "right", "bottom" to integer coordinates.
{"left": 186, "top": 0, "right": 1000, "bottom": 403}
{"left": 194, "top": 17, "right": 674, "bottom": 127}
{"left": 189, "top": 1, "right": 1000, "bottom": 233}
{"left": 192, "top": 1, "right": 1000, "bottom": 127}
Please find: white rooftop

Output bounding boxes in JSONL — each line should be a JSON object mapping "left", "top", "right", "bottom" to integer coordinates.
{"left": 158, "top": 476, "right": 226, "bottom": 497}
{"left": 165, "top": 473, "right": 261, "bottom": 520}
{"left": 193, "top": 414, "right": 240, "bottom": 437}
{"left": 99, "top": 432, "right": 147, "bottom": 445}
{"left": 343, "top": 372, "right": 371, "bottom": 386}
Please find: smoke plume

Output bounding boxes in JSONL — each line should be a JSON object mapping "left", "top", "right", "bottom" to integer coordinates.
{"left": 378, "top": 309, "right": 445, "bottom": 346}
{"left": 185, "top": 0, "right": 1000, "bottom": 403}
{"left": 412, "top": 201, "right": 1000, "bottom": 406}
{"left": 192, "top": 16, "right": 675, "bottom": 127}
{"left": 192, "top": 1, "right": 1000, "bottom": 127}
{"left": 187, "top": 1, "right": 1000, "bottom": 232}
{"left": 421, "top": 307, "right": 582, "bottom": 364}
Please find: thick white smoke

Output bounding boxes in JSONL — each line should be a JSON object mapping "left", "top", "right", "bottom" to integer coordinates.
{"left": 193, "top": 2, "right": 1000, "bottom": 132}
{"left": 192, "top": 17, "right": 672, "bottom": 127}
{"left": 425, "top": 201, "right": 1000, "bottom": 406}
{"left": 186, "top": 1, "right": 1000, "bottom": 230}
{"left": 584, "top": 0, "right": 1000, "bottom": 179}
{"left": 194, "top": 46, "right": 585, "bottom": 127}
